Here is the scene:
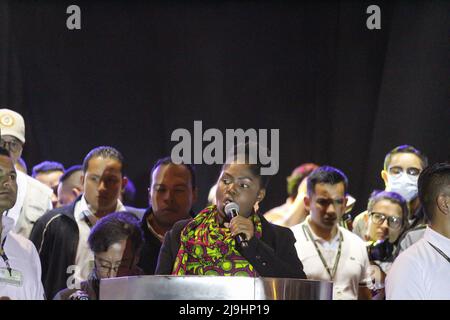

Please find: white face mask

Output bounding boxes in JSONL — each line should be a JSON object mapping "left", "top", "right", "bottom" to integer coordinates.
{"left": 387, "top": 172, "right": 418, "bottom": 202}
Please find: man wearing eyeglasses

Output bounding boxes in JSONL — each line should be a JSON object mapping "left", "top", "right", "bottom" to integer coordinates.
{"left": 0, "top": 108, "right": 53, "bottom": 239}
{"left": 353, "top": 145, "right": 428, "bottom": 248}
{"left": 291, "top": 166, "right": 373, "bottom": 300}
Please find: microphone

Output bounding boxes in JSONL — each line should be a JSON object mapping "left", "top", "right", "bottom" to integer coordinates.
{"left": 224, "top": 202, "right": 249, "bottom": 248}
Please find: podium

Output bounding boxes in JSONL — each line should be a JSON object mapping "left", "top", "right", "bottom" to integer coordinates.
{"left": 100, "top": 275, "right": 333, "bottom": 300}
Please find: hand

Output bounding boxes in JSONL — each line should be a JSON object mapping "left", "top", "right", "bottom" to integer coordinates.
{"left": 69, "top": 290, "right": 90, "bottom": 300}
{"left": 229, "top": 215, "right": 254, "bottom": 241}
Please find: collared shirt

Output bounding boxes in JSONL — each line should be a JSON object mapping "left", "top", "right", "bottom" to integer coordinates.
{"left": 0, "top": 215, "right": 45, "bottom": 300}
{"left": 73, "top": 196, "right": 126, "bottom": 284}
{"left": 386, "top": 226, "right": 450, "bottom": 300}
{"left": 291, "top": 218, "right": 372, "bottom": 300}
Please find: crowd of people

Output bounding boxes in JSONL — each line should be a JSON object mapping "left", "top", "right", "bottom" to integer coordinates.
{"left": 0, "top": 108, "right": 448, "bottom": 300}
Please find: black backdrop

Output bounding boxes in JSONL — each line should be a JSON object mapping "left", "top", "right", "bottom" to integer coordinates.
{"left": 1, "top": 0, "right": 449, "bottom": 214}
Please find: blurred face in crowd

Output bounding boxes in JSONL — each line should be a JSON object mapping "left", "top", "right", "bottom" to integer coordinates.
{"left": 82, "top": 157, "right": 126, "bottom": 215}
{"left": 150, "top": 164, "right": 197, "bottom": 228}
{"left": 57, "top": 170, "right": 83, "bottom": 207}
{"left": 367, "top": 199, "right": 404, "bottom": 243}
{"left": 35, "top": 170, "right": 64, "bottom": 207}
{"left": 94, "top": 239, "right": 138, "bottom": 279}
{"left": 305, "top": 182, "right": 347, "bottom": 231}
{"left": 0, "top": 135, "right": 23, "bottom": 164}
{"left": 216, "top": 162, "right": 265, "bottom": 219}
{"left": 0, "top": 155, "right": 18, "bottom": 212}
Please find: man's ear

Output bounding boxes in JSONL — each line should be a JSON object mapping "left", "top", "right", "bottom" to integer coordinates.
{"left": 304, "top": 195, "right": 311, "bottom": 211}
{"left": 437, "top": 194, "right": 450, "bottom": 215}
{"left": 381, "top": 170, "right": 389, "bottom": 187}
{"left": 72, "top": 187, "right": 82, "bottom": 198}
{"left": 121, "top": 176, "right": 128, "bottom": 192}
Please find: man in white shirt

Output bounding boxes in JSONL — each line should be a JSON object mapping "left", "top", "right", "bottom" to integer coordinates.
{"left": 0, "top": 108, "right": 53, "bottom": 238}
{"left": 291, "top": 166, "right": 372, "bottom": 300}
{"left": 386, "top": 162, "right": 450, "bottom": 300}
{"left": 0, "top": 146, "right": 45, "bottom": 300}
{"left": 30, "top": 146, "right": 128, "bottom": 299}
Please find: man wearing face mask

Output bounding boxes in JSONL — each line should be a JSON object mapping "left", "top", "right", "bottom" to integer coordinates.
{"left": 353, "top": 145, "right": 428, "bottom": 251}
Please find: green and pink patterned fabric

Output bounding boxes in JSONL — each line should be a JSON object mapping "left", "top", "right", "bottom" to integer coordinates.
{"left": 172, "top": 205, "right": 262, "bottom": 276}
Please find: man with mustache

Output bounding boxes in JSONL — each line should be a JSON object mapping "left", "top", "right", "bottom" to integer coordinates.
{"left": 291, "top": 166, "right": 372, "bottom": 300}
{"left": 137, "top": 157, "right": 197, "bottom": 275}
{"left": 0, "top": 146, "right": 45, "bottom": 299}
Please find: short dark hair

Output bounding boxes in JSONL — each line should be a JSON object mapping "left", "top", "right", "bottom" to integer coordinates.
{"left": 0, "top": 146, "right": 10, "bottom": 158}
{"left": 384, "top": 145, "right": 428, "bottom": 171}
{"left": 223, "top": 142, "right": 272, "bottom": 189}
{"left": 88, "top": 211, "right": 144, "bottom": 255}
{"left": 307, "top": 166, "right": 348, "bottom": 196}
{"left": 60, "top": 165, "right": 83, "bottom": 183}
{"left": 150, "top": 156, "right": 196, "bottom": 189}
{"left": 367, "top": 190, "right": 409, "bottom": 229}
{"left": 418, "top": 163, "right": 450, "bottom": 222}
{"left": 83, "top": 146, "right": 125, "bottom": 174}
{"left": 32, "top": 161, "right": 65, "bottom": 177}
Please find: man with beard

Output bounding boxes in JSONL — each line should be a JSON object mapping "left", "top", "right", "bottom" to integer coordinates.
{"left": 291, "top": 166, "right": 372, "bottom": 300}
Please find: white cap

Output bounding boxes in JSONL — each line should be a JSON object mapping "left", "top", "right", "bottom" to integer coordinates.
{"left": 0, "top": 108, "right": 26, "bottom": 143}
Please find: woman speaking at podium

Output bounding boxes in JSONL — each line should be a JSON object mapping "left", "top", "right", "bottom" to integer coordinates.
{"left": 156, "top": 143, "right": 306, "bottom": 279}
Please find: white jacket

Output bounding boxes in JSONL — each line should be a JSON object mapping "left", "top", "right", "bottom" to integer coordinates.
{"left": 5, "top": 171, "right": 53, "bottom": 238}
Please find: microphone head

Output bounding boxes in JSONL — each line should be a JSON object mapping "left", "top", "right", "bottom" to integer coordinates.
{"left": 224, "top": 202, "right": 240, "bottom": 218}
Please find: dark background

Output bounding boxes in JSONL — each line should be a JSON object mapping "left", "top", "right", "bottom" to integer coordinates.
{"left": 1, "top": 0, "right": 449, "bottom": 215}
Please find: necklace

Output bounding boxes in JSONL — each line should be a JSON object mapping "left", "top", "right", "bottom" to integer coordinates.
{"left": 303, "top": 223, "right": 343, "bottom": 281}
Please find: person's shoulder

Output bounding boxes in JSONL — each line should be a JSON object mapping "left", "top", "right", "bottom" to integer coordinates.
{"left": 340, "top": 227, "right": 366, "bottom": 246}
{"left": 398, "top": 237, "right": 428, "bottom": 260}
{"left": 22, "top": 172, "right": 53, "bottom": 197}
{"left": 353, "top": 210, "right": 368, "bottom": 222}
{"left": 7, "top": 231, "right": 38, "bottom": 255}
{"left": 172, "top": 218, "right": 193, "bottom": 232}
{"left": 34, "top": 204, "right": 75, "bottom": 228}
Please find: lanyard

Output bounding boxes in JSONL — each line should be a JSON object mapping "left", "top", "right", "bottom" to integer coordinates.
{"left": 428, "top": 241, "right": 450, "bottom": 264}
{"left": 303, "top": 224, "right": 343, "bottom": 281}
{"left": 0, "top": 236, "right": 12, "bottom": 276}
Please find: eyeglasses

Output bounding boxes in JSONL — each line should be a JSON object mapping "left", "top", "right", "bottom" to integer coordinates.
{"left": 95, "top": 259, "right": 132, "bottom": 277}
{"left": 388, "top": 166, "right": 421, "bottom": 177}
{"left": 369, "top": 212, "right": 403, "bottom": 229}
{"left": 0, "top": 138, "right": 22, "bottom": 153}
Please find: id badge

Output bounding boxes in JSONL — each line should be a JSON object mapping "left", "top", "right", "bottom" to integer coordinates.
{"left": 0, "top": 267, "right": 23, "bottom": 287}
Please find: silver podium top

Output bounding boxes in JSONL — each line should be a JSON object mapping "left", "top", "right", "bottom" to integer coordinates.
{"left": 100, "top": 275, "right": 333, "bottom": 300}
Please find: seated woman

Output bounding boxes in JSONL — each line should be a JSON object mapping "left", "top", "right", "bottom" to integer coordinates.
{"left": 54, "top": 212, "right": 144, "bottom": 300}
{"left": 156, "top": 144, "right": 306, "bottom": 279}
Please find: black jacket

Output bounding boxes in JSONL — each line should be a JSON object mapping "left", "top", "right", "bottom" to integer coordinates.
{"left": 29, "top": 197, "right": 144, "bottom": 299}
{"left": 137, "top": 208, "right": 163, "bottom": 275}
{"left": 138, "top": 207, "right": 197, "bottom": 275}
{"left": 155, "top": 214, "right": 307, "bottom": 279}
{"left": 29, "top": 201, "right": 79, "bottom": 300}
